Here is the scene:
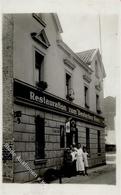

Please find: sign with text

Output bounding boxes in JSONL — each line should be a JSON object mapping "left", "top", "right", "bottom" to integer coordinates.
{"left": 14, "top": 79, "right": 105, "bottom": 126}
{"left": 66, "top": 121, "right": 70, "bottom": 133}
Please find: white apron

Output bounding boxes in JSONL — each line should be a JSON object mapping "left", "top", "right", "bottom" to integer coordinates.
{"left": 76, "top": 148, "right": 84, "bottom": 171}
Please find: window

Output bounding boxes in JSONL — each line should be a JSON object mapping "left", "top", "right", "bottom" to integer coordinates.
{"left": 96, "top": 94, "right": 101, "bottom": 114}
{"left": 86, "top": 128, "right": 90, "bottom": 153}
{"left": 60, "top": 125, "right": 65, "bottom": 148}
{"left": 97, "top": 130, "right": 101, "bottom": 154}
{"left": 66, "top": 73, "right": 71, "bottom": 100}
{"left": 35, "top": 115, "right": 45, "bottom": 159}
{"left": 95, "top": 60, "right": 99, "bottom": 77}
{"left": 35, "top": 50, "right": 44, "bottom": 84}
{"left": 84, "top": 86, "right": 89, "bottom": 108}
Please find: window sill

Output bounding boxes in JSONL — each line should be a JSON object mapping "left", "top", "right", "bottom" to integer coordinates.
{"left": 34, "top": 159, "right": 47, "bottom": 165}
{"left": 97, "top": 110, "right": 102, "bottom": 114}
{"left": 66, "top": 95, "right": 74, "bottom": 101}
{"left": 85, "top": 104, "right": 90, "bottom": 109}
{"left": 36, "top": 81, "right": 48, "bottom": 91}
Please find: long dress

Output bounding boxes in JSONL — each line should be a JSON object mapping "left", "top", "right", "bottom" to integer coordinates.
{"left": 76, "top": 148, "right": 84, "bottom": 172}
{"left": 83, "top": 152, "right": 89, "bottom": 167}
{"left": 71, "top": 150, "right": 77, "bottom": 175}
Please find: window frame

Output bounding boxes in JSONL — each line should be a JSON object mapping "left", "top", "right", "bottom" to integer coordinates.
{"left": 35, "top": 115, "right": 45, "bottom": 160}
{"left": 66, "top": 73, "right": 71, "bottom": 97}
{"left": 34, "top": 47, "right": 45, "bottom": 85}
{"left": 84, "top": 85, "right": 90, "bottom": 109}
{"left": 65, "top": 70, "right": 72, "bottom": 100}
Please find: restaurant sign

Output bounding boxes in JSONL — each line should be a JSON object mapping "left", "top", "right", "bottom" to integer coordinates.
{"left": 14, "top": 80, "right": 104, "bottom": 126}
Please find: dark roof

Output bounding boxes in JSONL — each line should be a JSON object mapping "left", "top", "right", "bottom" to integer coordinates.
{"left": 77, "top": 49, "right": 97, "bottom": 65}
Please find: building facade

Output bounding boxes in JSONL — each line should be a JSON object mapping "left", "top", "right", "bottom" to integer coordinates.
{"left": 3, "top": 13, "right": 106, "bottom": 183}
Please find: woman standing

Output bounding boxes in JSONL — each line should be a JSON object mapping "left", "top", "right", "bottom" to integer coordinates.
{"left": 76, "top": 143, "right": 85, "bottom": 176}
{"left": 70, "top": 145, "right": 77, "bottom": 176}
{"left": 83, "top": 146, "right": 89, "bottom": 176}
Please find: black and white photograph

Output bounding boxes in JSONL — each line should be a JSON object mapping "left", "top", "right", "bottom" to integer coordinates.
{"left": 1, "top": 0, "right": 121, "bottom": 195}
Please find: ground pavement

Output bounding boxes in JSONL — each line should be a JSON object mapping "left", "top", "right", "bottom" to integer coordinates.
{"left": 50, "top": 164, "right": 116, "bottom": 184}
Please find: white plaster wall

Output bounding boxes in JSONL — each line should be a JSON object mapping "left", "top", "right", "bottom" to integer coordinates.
{"left": 13, "top": 14, "right": 45, "bottom": 85}
{"left": 13, "top": 14, "right": 66, "bottom": 98}
{"left": 13, "top": 13, "right": 105, "bottom": 115}
{"left": 89, "top": 54, "right": 104, "bottom": 114}
{"left": 73, "top": 65, "right": 84, "bottom": 106}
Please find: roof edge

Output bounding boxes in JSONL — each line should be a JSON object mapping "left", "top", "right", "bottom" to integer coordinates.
{"left": 57, "top": 40, "right": 93, "bottom": 74}
{"left": 96, "top": 49, "right": 106, "bottom": 78}
{"left": 52, "top": 13, "right": 63, "bottom": 33}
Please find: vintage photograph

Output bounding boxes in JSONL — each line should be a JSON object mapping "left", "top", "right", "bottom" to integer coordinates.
{"left": 2, "top": 12, "right": 118, "bottom": 185}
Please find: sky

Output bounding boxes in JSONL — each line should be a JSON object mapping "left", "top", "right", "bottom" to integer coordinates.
{"left": 58, "top": 13, "right": 120, "bottom": 99}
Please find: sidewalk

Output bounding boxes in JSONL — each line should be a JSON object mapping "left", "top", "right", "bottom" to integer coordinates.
{"left": 50, "top": 164, "right": 116, "bottom": 184}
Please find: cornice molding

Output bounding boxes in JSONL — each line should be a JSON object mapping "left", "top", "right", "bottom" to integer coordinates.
{"left": 52, "top": 13, "right": 63, "bottom": 33}
{"left": 83, "top": 75, "right": 92, "bottom": 83}
{"left": 57, "top": 39, "right": 71, "bottom": 56}
{"left": 57, "top": 40, "right": 93, "bottom": 74}
{"left": 31, "top": 29, "right": 50, "bottom": 49}
{"left": 32, "top": 13, "right": 46, "bottom": 27}
{"left": 95, "top": 83, "right": 102, "bottom": 91}
{"left": 14, "top": 79, "right": 105, "bottom": 127}
{"left": 63, "top": 58, "right": 76, "bottom": 70}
